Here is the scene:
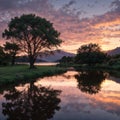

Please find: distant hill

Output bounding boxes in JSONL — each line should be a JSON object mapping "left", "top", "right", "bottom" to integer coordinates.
{"left": 16, "top": 56, "right": 47, "bottom": 63}
{"left": 109, "top": 76, "right": 120, "bottom": 84}
{"left": 16, "top": 50, "right": 75, "bottom": 62}
{"left": 107, "top": 47, "right": 120, "bottom": 56}
{"left": 37, "top": 50, "right": 75, "bottom": 62}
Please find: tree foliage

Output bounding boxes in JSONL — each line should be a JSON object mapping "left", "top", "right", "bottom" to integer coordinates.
{"left": 3, "top": 14, "right": 62, "bottom": 68}
{"left": 75, "top": 43, "right": 107, "bottom": 65}
{"left": 77, "top": 43, "right": 100, "bottom": 53}
{"left": 0, "top": 46, "right": 5, "bottom": 65}
{"left": 0, "top": 46, "right": 10, "bottom": 65}
{"left": 59, "top": 56, "right": 74, "bottom": 63}
{"left": 0, "top": 46, "right": 4, "bottom": 58}
{"left": 4, "top": 42, "right": 20, "bottom": 65}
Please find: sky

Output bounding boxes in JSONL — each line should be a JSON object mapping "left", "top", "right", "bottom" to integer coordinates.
{"left": 0, "top": 0, "right": 120, "bottom": 53}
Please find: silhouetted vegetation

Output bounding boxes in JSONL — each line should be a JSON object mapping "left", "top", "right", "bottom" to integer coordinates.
{"left": 2, "top": 82, "right": 61, "bottom": 120}
{"left": 3, "top": 14, "right": 62, "bottom": 69}
{"left": 108, "top": 54, "right": 120, "bottom": 65}
{"left": 4, "top": 42, "right": 20, "bottom": 65}
{"left": 0, "top": 46, "right": 5, "bottom": 65}
{"left": 0, "top": 46, "right": 10, "bottom": 66}
{"left": 75, "top": 43, "right": 107, "bottom": 66}
{"left": 58, "top": 56, "right": 74, "bottom": 67}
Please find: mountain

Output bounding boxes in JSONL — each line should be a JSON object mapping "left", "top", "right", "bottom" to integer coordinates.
{"left": 37, "top": 50, "right": 75, "bottom": 62}
{"left": 109, "top": 76, "right": 120, "bottom": 84}
{"left": 107, "top": 47, "right": 120, "bottom": 56}
{"left": 16, "top": 56, "right": 47, "bottom": 63}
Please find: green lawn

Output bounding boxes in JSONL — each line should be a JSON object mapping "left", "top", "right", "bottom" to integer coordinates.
{"left": 0, "top": 65, "right": 66, "bottom": 85}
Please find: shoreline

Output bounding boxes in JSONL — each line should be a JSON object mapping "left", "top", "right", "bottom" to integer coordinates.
{"left": 0, "top": 65, "right": 66, "bottom": 87}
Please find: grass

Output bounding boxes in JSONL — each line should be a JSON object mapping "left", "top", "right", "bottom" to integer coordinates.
{"left": 0, "top": 65, "right": 66, "bottom": 86}
{"left": 1, "top": 62, "right": 120, "bottom": 87}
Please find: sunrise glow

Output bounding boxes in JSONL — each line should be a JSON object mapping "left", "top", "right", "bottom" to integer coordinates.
{"left": 0, "top": 0, "right": 120, "bottom": 53}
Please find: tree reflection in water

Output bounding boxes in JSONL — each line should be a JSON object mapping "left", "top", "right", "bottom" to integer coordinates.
{"left": 2, "top": 82, "right": 61, "bottom": 120}
{"left": 75, "top": 71, "right": 107, "bottom": 94}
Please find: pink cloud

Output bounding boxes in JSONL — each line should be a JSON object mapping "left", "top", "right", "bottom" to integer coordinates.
{"left": 0, "top": 0, "right": 120, "bottom": 52}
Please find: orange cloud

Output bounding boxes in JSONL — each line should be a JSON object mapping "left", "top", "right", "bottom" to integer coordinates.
{"left": 0, "top": 0, "right": 120, "bottom": 53}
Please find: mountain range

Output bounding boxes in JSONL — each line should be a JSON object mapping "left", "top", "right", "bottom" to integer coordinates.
{"left": 107, "top": 47, "right": 120, "bottom": 56}
{"left": 40, "top": 47, "right": 120, "bottom": 62}
{"left": 16, "top": 47, "right": 120, "bottom": 62}
{"left": 37, "top": 50, "right": 75, "bottom": 62}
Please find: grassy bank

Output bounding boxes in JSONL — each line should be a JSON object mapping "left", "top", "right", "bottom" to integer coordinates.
{"left": 0, "top": 65, "right": 66, "bottom": 86}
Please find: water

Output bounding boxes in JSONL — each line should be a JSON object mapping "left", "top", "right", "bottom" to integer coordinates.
{"left": 0, "top": 70, "right": 120, "bottom": 120}
{"left": 16, "top": 62, "right": 59, "bottom": 66}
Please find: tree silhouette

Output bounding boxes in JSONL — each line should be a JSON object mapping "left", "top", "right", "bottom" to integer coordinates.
{"left": 2, "top": 82, "right": 61, "bottom": 120}
{"left": 0, "top": 46, "right": 5, "bottom": 64}
{"left": 3, "top": 14, "right": 62, "bottom": 68}
{"left": 75, "top": 43, "right": 107, "bottom": 65}
{"left": 4, "top": 42, "right": 20, "bottom": 65}
{"left": 75, "top": 70, "right": 106, "bottom": 94}
{"left": 0, "top": 46, "right": 10, "bottom": 65}
{"left": 59, "top": 56, "right": 74, "bottom": 63}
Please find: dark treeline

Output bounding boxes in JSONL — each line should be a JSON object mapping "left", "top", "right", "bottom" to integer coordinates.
{"left": 0, "top": 42, "right": 20, "bottom": 66}
{"left": 58, "top": 43, "right": 120, "bottom": 70}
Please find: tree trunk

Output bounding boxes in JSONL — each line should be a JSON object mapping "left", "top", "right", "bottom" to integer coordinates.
{"left": 29, "top": 60, "right": 35, "bottom": 69}
{"left": 11, "top": 55, "right": 15, "bottom": 66}
{"left": 29, "top": 56, "right": 36, "bottom": 69}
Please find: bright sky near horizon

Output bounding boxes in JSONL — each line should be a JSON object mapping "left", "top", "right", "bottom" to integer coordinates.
{"left": 0, "top": 0, "right": 120, "bottom": 53}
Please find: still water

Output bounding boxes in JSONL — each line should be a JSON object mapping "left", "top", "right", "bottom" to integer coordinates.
{"left": 0, "top": 70, "right": 120, "bottom": 120}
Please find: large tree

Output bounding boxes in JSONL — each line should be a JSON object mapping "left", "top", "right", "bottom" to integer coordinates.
{"left": 75, "top": 43, "right": 107, "bottom": 66}
{"left": 3, "top": 14, "right": 62, "bottom": 68}
{"left": 4, "top": 42, "right": 20, "bottom": 65}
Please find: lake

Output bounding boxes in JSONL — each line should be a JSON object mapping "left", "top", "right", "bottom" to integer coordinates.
{"left": 16, "top": 62, "right": 59, "bottom": 66}
{"left": 0, "top": 70, "right": 120, "bottom": 120}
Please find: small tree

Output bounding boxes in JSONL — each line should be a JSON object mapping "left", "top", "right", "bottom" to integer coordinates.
{"left": 0, "top": 46, "right": 10, "bottom": 66}
{"left": 75, "top": 43, "right": 107, "bottom": 65}
{"left": 4, "top": 42, "right": 20, "bottom": 65}
{"left": 3, "top": 14, "right": 62, "bottom": 68}
{"left": 59, "top": 56, "right": 74, "bottom": 63}
{"left": 0, "top": 46, "right": 5, "bottom": 65}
